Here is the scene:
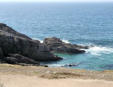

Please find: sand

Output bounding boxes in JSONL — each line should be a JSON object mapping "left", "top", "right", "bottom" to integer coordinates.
{"left": 0, "top": 64, "right": 113, "bottom": 87}
{"left": 0, "top": 74, "right": 113, "bottom": 87}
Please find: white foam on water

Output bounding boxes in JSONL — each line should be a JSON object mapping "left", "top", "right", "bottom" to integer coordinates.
{"left": 48, "top": 64, "right": 64, "bottom": 67}
{"left": 32, "top": 38, "right": 43, "bottom": 43}
{"left": 62, "top": 39, "right": 70, "bottom": 43}
{"left": 85, "top": 45, "right": 113, "bottom": 56}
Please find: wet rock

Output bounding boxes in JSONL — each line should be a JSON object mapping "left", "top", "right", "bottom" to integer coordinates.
{"left": 43, "top": 37, "right": 88, "bottom": 54}
{"left": 63, "top": 63, "right": 80, "bottom": 67}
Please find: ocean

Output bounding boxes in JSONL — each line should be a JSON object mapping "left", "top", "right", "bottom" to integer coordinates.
{"left": 0, "top": 2, "right": 113, "bottom": 70}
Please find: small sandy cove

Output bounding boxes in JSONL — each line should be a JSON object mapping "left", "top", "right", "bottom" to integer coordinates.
{"left": 0, "top": 64, "right": 113, "bottom": 87}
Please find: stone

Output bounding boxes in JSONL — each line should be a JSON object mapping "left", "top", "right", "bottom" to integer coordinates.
{"left": 43, "top": 37, "right": 88, "bottom": 54}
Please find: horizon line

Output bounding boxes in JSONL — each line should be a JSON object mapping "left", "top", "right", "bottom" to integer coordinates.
{"left": 0, "top": 2, "right": 113, "bottom": 3}
{"left": 0, "top": 0, "right": 113, "bottom": 3}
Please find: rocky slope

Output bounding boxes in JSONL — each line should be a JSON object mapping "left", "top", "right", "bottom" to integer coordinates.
{"left": 0, "top": 23, "right": 62, "bottom": 65}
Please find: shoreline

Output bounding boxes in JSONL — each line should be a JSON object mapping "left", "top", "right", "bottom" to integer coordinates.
{"left": 0, "top": 23, "right": 112, "bottom": 71}
{"left": 0, "top": 64, "right": 113, "bottom": 81}
{"left": 0, "top": 64, "right": 113, "bottom": 87}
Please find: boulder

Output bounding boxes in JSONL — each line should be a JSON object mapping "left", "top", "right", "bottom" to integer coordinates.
{"left": 43, "top": 37, "right": 88, "bottom": 54}
{"left": 4, "top": 54, "right": 39, "bottom": 65}
{"left": 0, "top": 23, "right": 62, "bottom": 63}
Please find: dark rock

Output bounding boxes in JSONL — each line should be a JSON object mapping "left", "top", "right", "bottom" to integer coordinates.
{"left": 4, "top": 54, "right": 39, "bottom": 65}
{"left": 0, "top": 23, "right": 31, "bottom": 40}
{"left": 63, "top": 62, "right": 82, "bottom": 67}
{"left": 38, "top": 64, "right": 48, "bottom": 67}
{"left": 64, "top": 64, "right": 78, "bottom": 67}
{"left": 0, "top": 23, "right": 62, "bottom": 63}
{"left": 0, "top": 47, "right": 4, "bottom": 63}
{"left": 0, "top": 47, "right": 3, "bottom": 58}
{"left": 43, "top": 37, "right": 87, "bottom": 54}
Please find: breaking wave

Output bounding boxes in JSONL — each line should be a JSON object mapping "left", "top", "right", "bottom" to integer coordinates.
{"left": 85, "top": 45, "right": 113, "bottom": 56}
{"left": 62, "top": 39, "right": 70, "bottom": 43}
{"left": 32, "top": 38, "right": 113, "bottom": 56}
{"left": 32, "top": 38, "right": 43, "bottom": 43}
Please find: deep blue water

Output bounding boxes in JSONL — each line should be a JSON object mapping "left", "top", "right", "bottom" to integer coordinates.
{"left": 0, "top": 2, "right": 113, "bottom": 70}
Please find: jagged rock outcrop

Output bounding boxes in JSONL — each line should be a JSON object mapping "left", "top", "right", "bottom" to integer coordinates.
{"left": 43, "top": 37, "right": 88, "bottom": 54}
{"left": 0, "top": 23, "right": 62, "bottom": 65}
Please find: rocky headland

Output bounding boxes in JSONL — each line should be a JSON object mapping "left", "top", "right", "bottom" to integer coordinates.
{"left": 0, "top": 23, "right": 88, "bottom": 66}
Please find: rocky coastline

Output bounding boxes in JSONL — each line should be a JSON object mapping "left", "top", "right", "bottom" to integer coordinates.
{"left": 0, "top": 23, "right": 88, "bottom": 66}
{"left": 0, "top": 23, "right": 113, "bottom": 87}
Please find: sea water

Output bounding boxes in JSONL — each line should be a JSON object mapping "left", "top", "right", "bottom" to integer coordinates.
{"left": 0, "top": 2, "right": 113, "bottom": 70}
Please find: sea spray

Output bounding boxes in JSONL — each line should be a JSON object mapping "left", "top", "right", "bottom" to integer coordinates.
{"left": 85, "top": 45, "right": 113, "bottom": 56}
{"left": 62, "top": 39, "right": 70, "bottom": 43}
{"left": 32, "top": 38, "right": 43, "bottom": 43}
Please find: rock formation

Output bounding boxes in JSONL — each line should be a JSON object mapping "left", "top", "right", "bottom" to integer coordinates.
{"left": 43, "top": 37, "right": 88, "bottom": 54}
{"left": 4, "top": 54, "right": 39, "bottom": 65}
{"left": 0, "top": 23, "right": 89, "bottom": 66}
{"left": 0, "top": 23, "right": 62, "bottom": 65}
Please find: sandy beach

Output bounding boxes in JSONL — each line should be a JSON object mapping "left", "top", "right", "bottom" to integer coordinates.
{"left": 0, "top": 64, "right": 113, "bottom": 87}
{"left": 1, "top": 74, "right": 113, "bottom": 87}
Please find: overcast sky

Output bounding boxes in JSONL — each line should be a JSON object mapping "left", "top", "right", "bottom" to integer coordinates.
{"left": 0, "top": 0, "right": 113, "bottom": 2}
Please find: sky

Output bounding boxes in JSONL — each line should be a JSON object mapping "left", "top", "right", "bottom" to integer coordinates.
{"left": 0, "top": 0, "right": 113, "bottom": 2}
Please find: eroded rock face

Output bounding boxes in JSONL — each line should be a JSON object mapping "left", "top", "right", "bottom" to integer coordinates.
{"left": 0, "top": 23, "right": 62, "bottom": 65}
{"left": 43, "top": 37, "right": 88, "bottom": 54}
